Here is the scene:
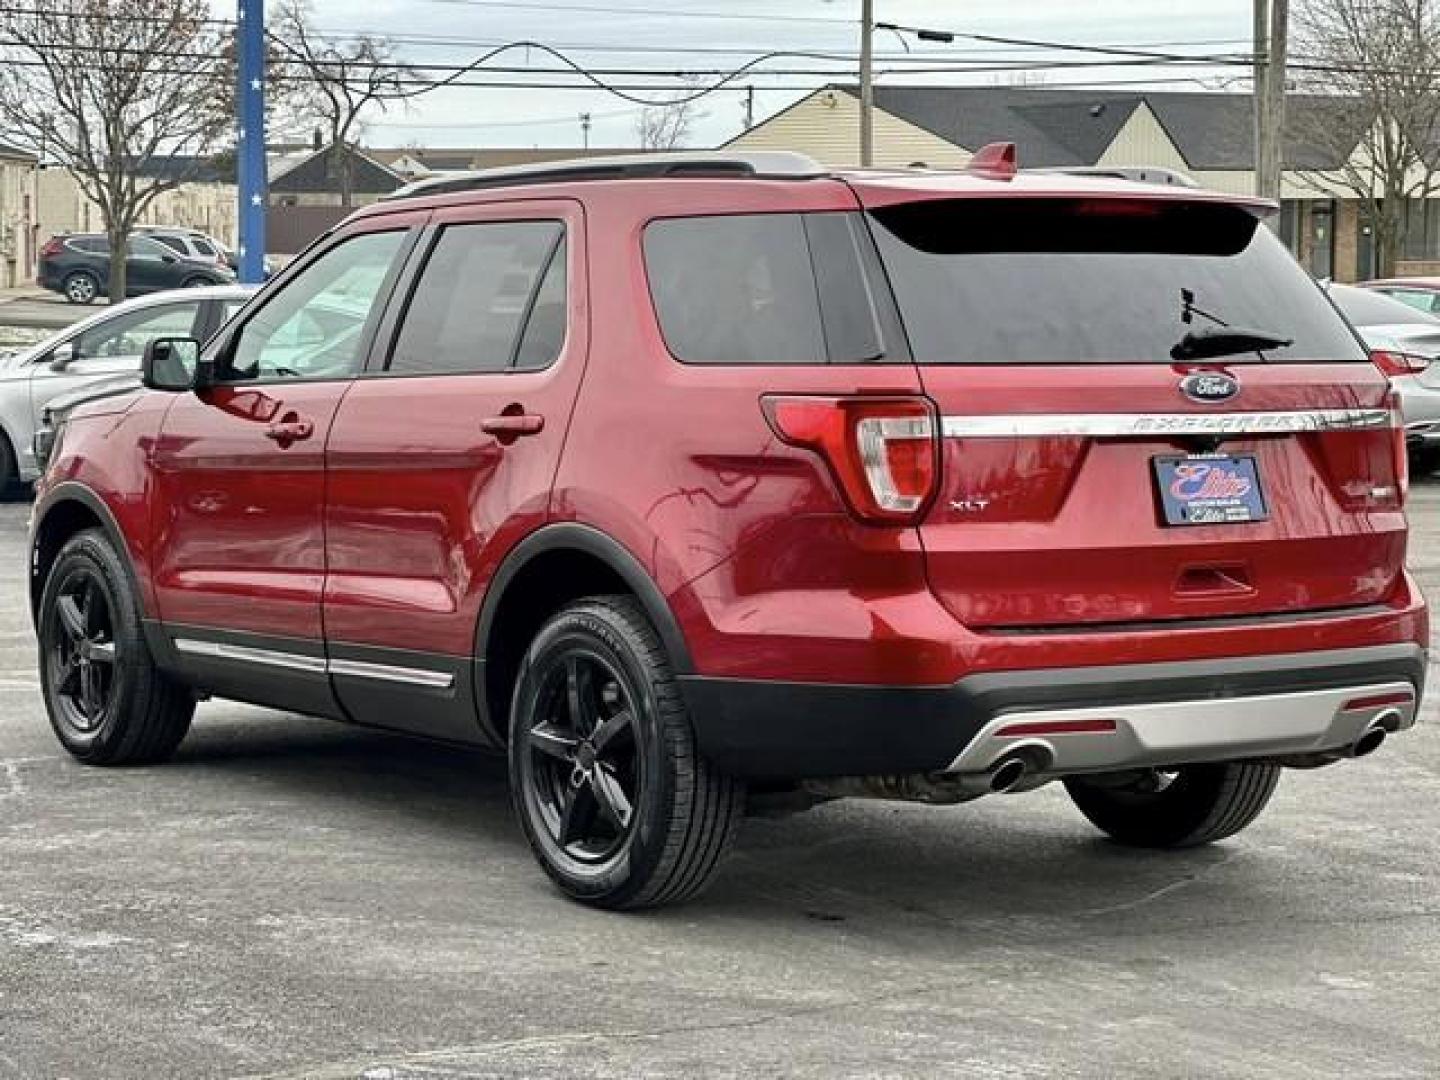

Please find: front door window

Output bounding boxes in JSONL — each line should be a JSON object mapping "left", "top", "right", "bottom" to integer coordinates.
{"left": 224, "top": 230, "right": 406, "bottom": 382}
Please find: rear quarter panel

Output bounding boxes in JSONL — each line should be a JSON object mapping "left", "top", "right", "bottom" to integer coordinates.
{"left": 548, "top": 180, "right": 964, "bottom": 684}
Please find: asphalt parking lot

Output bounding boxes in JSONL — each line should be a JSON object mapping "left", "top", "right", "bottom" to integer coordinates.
{"left": 3, "top": 489, "right": 1440, "bottom": 1080}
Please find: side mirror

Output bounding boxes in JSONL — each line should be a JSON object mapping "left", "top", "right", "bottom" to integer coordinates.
{"left": 141, "top": 337, "right": 204, "bottom": 392}
{"left": 47, "top": 342, "right": 75, "bottom": 372}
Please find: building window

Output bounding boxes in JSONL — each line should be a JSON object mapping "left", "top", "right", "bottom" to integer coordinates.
{"left": 1400, "top": 198, "right": 1440, "bottom": 261}
{"left": 1279, "top": 200, "right": 1301, "bottom": 251}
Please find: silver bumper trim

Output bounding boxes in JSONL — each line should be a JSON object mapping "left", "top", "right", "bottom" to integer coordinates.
{"left": 945, "top": 681, "right": 1418, "bottom": 776}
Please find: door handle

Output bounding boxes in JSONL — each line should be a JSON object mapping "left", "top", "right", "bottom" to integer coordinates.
{"left": 264, "top": 414, "right": 314, "bottom": 446}
{"left": 481, "top": 413, "right": 545, "bottom": 439}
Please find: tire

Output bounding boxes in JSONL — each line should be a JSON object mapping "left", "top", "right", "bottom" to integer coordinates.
{"left": 509, "top": 596, "right": 744, "bottom": 909}
{"left": 62, "top": 272, "right": 98, "bottom": 305}
{"left": 1064, "top": 761, "right": 1281, "bottom": 849}
{"left": 1409, "top": 446, "right": 1440, "bottom": 478}
{"left": 37, "top": 529, "right": 194, "bottom": 765}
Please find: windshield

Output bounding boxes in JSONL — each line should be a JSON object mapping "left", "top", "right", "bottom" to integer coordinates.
{"left": 868, "top": 197, "right": 1367, "bottom": 364}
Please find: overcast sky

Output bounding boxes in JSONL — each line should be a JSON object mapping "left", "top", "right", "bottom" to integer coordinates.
{"left": 241, "top": 0, "right": 1256, "bottom": 151}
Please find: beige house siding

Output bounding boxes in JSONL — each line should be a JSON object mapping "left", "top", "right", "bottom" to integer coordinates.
{"left": 0, "top": 155, "right": 38, "bottom": 288}
{"left": 1096, "top": 104, "right": 1190, "bottom": 172}
{"left": 727, "top": 89, "right": 971, "bottom": 169}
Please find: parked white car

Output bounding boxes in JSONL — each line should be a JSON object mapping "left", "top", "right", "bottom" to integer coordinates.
{"left": 0, "top": 285, "right": 254, "bottom": 489}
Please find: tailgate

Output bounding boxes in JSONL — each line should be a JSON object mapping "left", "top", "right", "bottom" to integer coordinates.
{"left": 860, "top": 190, "right": 1405, "bottom": 631}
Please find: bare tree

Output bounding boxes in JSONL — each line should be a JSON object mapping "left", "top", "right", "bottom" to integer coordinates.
{"left": 635, "top": 79, "right": 703, "bottom": 150}
{"left": 0, "top": 0, "right": 227, "bottom": 300}
{"left": 272, "top": 0, "right": 428, "bottom": 206}
{"left": 1294, "top": 0, "right": 1440, "bottom": 277}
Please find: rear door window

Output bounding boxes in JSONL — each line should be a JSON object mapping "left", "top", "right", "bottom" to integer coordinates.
{"left": 388, "top": 220, "right": 565, "bottom": 375}
{"left": 868, "top": 197, "right": 1368, "bottom": 364}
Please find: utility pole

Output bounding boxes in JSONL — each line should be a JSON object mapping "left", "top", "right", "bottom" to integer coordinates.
{"left": 1253, "top": 0, "right": 1268, "bottom": 198}
{"left": 743, "top": 85, "right": 755, "bottom": 131}
{"left": 236, "top": 0, "right": 266, "bottom": 284}
{"left": 859, "top": 0, "right": 874, "bottom": 166}
{"left": 580, "top": 112, "right": 592, "bottom": 149}
{"left": 1253, "top": 0, "right": 1288, "bottom": 207}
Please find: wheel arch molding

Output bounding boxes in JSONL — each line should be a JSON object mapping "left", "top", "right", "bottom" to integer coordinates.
{"left": 476, "top": 523, "right": 694, "bottom": 672}
{"left": 30, "top": 482, "right": 144, "bottom": 628}
{"left": 473, "top": 524, "right": 696, "bottom": 745}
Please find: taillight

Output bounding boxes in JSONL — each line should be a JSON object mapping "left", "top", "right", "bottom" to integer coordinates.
{"left": 1371, "top": 349, "right": 1431, "bottom": 377}
{"left": 39, "top": 237, "right": 62, "bottom": 259}
{"left": 762, "top": 395, "right": 939, "bottom": 523}
{"left": 1389, "top": 387, "right": 1409, "bottom": 504}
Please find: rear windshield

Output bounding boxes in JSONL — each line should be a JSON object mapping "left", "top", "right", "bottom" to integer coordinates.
{"left": 868, "top": 197, "right": 1368, "bottom": 364}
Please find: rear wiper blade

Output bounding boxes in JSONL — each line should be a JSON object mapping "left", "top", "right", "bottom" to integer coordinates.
{"left": 1170, "top": 326, "right": 1294, "bottom": 362}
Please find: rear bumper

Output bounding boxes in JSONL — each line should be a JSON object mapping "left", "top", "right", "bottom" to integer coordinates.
{"left": 679, "top": 642, "right": 1427, "bottom": 781}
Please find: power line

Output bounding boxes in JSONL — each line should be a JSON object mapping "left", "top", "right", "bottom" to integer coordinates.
{"left": 403, "top": 0, "right": 854, "bottom": 24}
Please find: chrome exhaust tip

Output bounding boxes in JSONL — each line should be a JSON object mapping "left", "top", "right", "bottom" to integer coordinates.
{"left": 1350, "top": 714, "right": 1396, "bottom": 759}
{"left": 989, "top": 755, "right": 1030, "bottom": 794}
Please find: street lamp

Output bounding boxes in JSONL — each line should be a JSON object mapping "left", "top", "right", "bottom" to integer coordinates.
{"left": 859, "top": 13, "right": 957, "bottom": 166}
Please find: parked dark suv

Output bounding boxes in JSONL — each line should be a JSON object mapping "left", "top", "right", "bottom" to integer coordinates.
{"left": 38, "top": 233, "right": 236, "bottom": 304}
{"left": 28, "top": 150, "right": 1428, "bottom": 909}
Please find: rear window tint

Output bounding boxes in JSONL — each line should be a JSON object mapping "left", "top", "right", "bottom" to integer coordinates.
{"left": 868, "top": 198, "right": 1368, "bottom": 364}
{"left": 389, "top": 220, "right": 564, "bottom": 376}
{"left": 645, "top": 214, "right": 826, "bottom": 364}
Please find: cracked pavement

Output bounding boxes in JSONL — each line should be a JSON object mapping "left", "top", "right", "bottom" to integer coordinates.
{"left": 2, "top": 489, "right": 1440, "bottom": 1079}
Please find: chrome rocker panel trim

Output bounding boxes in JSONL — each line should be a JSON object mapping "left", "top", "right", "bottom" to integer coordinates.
{"left": 174, "top": 638, "right": 328, "bottom": 675}
{"left": 944, "top": 681, "right": 1418, "bottom": 777}
{"left": 328, "top": 657, "right": 456, "bottom": 690}
{"left": 174, "top": 638, "right": 455, "bottom": 689}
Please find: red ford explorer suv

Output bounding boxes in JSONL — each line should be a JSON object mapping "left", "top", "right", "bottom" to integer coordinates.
{"left": 29, "top": 149, "right": 1428, "bottom": 909}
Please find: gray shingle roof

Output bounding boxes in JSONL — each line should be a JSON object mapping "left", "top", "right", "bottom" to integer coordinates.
{"left": 269, "top": 145, "right": 403, "bottom": 196}
{"left": 841, "top": 86, "right": 1366, "bottom": 171}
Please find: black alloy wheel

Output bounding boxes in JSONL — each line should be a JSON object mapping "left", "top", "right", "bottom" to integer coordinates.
{"left": 509, "top": 597, "right": 743, "bottom": 909}
{"left": 38, "top": 529, "right": 194, "bottom": 765}
{"left": 523, "top": 649, "right": 643, "bottom": 864}
{"left": 45, "top": 565, "right": 120, "bottom": 737}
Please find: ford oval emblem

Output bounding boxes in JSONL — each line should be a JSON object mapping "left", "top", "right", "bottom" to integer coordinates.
{"left": 1179, "top": 371, "right": 1239, "bottom": 404}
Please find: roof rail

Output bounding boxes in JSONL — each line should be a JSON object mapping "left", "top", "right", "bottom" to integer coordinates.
{"left": 382, "top": 150, "right": 828, "bottom": 201}
{"left": 1029, "top": 165, "right": 1199, "bottom": 188}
